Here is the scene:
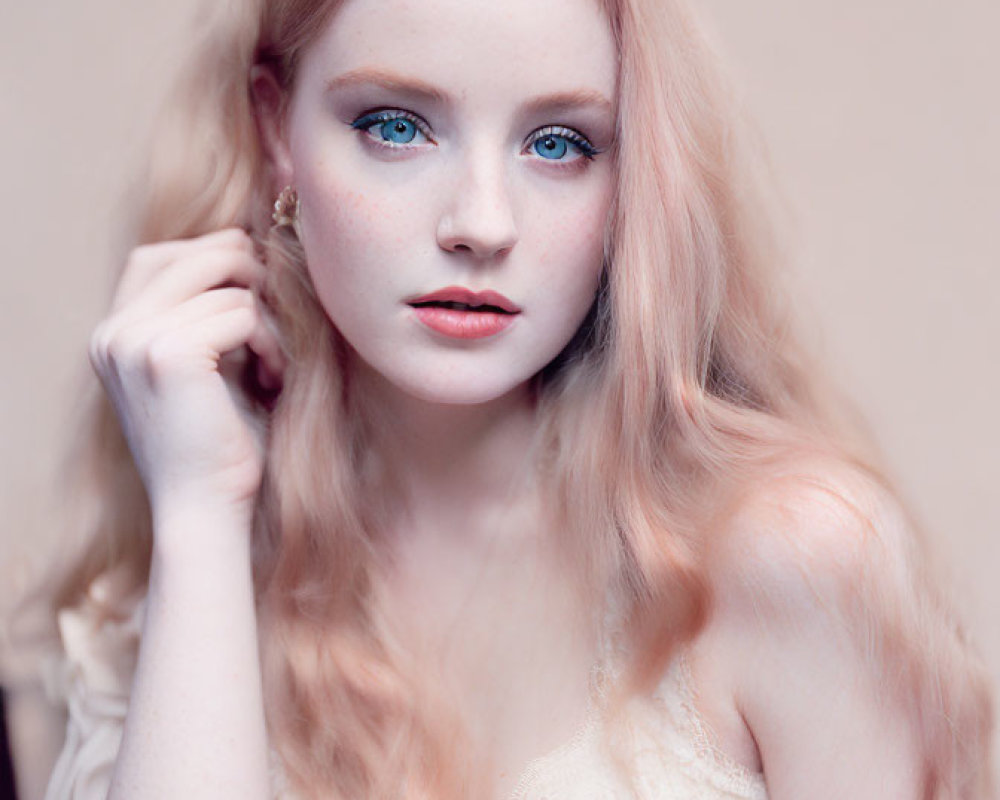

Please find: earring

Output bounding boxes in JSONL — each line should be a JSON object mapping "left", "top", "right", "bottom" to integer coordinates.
{"left": 272, "top": 185, "right": 300, "bottom": 229}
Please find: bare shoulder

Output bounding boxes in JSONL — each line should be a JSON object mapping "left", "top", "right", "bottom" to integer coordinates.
{"left": 703, "top": 455, "right": 918, "bottom": 632}
{"left": 695, "top": 456, "right": 932, "bottom": 798}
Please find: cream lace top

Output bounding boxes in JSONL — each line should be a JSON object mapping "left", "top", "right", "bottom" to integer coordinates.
{"left": 43, "top": 581, "right": 768, "bottom": 800}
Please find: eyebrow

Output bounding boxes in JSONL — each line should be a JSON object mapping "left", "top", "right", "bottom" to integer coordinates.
{"left": 325, "top": 67, "right": 613, "bottom": 116}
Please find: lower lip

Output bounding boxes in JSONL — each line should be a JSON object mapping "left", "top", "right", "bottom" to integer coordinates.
{"left": 410, "top": 306, "right": 518, "bottom": 339}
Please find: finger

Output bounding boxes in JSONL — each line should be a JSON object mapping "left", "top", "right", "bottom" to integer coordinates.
{"left": 97, "top": 288, "right": 255, "bottom": 374}
{"left": 172, "top": 298, "right": 283, "bottom": 381}
{"left": 116, "top": 247, "right": 266, "bottom": 316}
{"left": 114, "top": 228, "right": 255, "bottom": 306}
{"left": 114, "top": 231, "right": 257, "bottom": 310}
{"left": 139, "top": 287, "right": 284, "bottom": 380}
{"left": 143, "top": 303, "right": 260, "bottom": 383}
{"left": 166, "top": 287, "right": 257, "bottom": 334}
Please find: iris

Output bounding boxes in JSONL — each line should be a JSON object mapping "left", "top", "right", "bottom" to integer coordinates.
{"left": 380, "top": 118, "right": 418, "bottom": 144}
{"left": 534, "top": 135, "right": 569, "bottom": 159}
{"left": 351, "top": 110, "right": 428, "bottom": 146}
{"left": 351, "top": 110, "right": 600, "bottom": 161}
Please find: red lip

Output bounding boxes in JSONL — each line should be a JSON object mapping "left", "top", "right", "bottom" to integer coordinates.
{"left": 406, "top": 286, "right": 521, "bottom": 314}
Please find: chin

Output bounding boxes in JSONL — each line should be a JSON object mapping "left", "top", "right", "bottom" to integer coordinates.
{"left": 387, "top": 370, "right": 532, "bottom": 407}
{"left": 343, "top": 345, "right": 535, "bottom": 408}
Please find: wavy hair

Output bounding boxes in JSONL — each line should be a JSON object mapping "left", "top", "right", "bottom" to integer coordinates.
{"left": 28, "top": 0, "right": 995, "bottom": 796}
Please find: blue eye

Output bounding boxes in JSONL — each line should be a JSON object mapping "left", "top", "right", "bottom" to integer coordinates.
{"left": 380, "top": 118, "right": 418, "bottom": 144}
{"left": 534, "top": 135, "right": 569, "bottom": 159}
{"left": 528, "top": 126, "right": 599, "bottom": 163}
{"left": 351, "top": 110, "right": 432, "bottom": 148}
{"left": 350, "top": 111, "right": 600, "bottom": 163}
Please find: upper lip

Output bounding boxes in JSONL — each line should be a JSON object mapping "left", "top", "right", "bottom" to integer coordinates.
{"left": 406, "top": 286, "right": 521, "bottom": 313}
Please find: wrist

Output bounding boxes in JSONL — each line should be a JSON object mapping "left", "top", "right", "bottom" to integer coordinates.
{"left": 151, "top": 497, "right": 256, "bottom": 566}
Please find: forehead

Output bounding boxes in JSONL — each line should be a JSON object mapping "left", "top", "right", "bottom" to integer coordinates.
{"left": 298, "top": 0, "right": 617, "bottom": 103}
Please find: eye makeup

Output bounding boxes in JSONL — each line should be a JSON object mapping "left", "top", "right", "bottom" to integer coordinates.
{"left": 351, "top": 109, "right": 436, "bottom": 147}
{"left": 349, "top": 106, "right": 602, "bottom": 165}
{"left": 527, "top": 125, "right": 601, "bottom": 161}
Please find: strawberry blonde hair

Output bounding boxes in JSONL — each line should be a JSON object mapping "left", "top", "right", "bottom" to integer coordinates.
{"left": 31, "top": 0, "right": 995, "bottom": 796}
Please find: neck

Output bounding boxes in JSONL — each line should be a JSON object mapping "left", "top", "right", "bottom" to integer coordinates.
{"left": 351, "top": 356, "right": 544, "bottom": 548}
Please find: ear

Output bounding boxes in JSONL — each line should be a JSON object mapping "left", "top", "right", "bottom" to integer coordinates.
{"left": 250, "top": 64, "right": 295, "bottom": 193}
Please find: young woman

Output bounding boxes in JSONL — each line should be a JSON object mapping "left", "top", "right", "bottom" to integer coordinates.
{"left": 34, "top": 0, "right": 995, "bottom": 797}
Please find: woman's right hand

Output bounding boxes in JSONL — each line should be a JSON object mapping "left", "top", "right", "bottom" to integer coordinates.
{"left": 89, "top": 228, "right": 285, "bottom": 529}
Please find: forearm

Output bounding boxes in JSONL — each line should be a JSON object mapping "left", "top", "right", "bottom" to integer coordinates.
{"left": 108, "top": 506, "right": 269, "bottom": 800}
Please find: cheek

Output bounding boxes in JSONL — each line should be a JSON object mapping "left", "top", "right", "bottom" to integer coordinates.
{"left": 300, "top": 163, "right": 389, "bottom": 255}
{"left": 528, "top": 182, "right": 610, "bottom": 296}
{"left": 296, "top": 164, "right": 419, "bottom": 304}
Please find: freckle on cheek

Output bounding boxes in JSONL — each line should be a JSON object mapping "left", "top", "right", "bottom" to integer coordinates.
{"left": 329, "top": 191, "right": 367, "bottom": 229}
{"left": 335, "top": 190, "right": 363, "bottom": 211}
{"left": 326, "top": 191, "right": 389, "bottom": 241}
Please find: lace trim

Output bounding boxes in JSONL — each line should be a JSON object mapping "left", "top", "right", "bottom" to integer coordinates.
{"left": 507, "top": 587, "right": 767, "bottom": 799}
{"left": 505, "top": 596, "right": 621, "bottom": 799}
{"left": 666, "top": 650, "right": 767, "bottom": 795}
{"left": 506, "top": 708, "right": 600, "bottom": 799}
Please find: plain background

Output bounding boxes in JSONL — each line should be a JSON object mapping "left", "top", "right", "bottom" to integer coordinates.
{"left": 1, "top": 0, "right": 997, "bottom": 784}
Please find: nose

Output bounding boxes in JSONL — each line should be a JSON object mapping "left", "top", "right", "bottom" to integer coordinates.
{"left": 436, "top": 150, "right": 518, "bottom": 260}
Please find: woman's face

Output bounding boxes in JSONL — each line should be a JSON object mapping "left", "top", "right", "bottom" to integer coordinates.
{"left": 276, "top": 0, "right": 616, "bottom": 404}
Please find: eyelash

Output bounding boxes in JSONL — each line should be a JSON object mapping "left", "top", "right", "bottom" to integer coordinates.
{"left": 349, "top": 108, "right": 601, "bottom": 162}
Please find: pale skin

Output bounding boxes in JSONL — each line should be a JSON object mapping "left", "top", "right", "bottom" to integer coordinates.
{"left": 72, "top": 0, "right": 924, "bottom": 797}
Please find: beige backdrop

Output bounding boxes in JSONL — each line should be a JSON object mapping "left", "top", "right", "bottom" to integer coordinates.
{"left": 2, "top": 0, "right": 997, "bottom": 783}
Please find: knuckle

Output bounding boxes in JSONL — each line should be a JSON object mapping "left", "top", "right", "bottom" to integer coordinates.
{"left": 89, "top": 320, "right": 120, "bottom": 366}
{"left": 217, "top": 286, "right": 254, "bottom": 311}
{"left": 105, "top": 330, "right": 139, "bottom": 367}
{"left": 226, "top": 227, "right": 254, "bottom": 248}
{"left": 125, "top": 243, "right": 157, "bottom": 273}
{"left": 88, "top": 322, "right": 108, "bottom": 358}
{"left": 210, "top": 228, "right": 253, "bottom": 254}
{"left": 87, "top": 335, "right": 105, "bottom": 372}
{"left": 232, "top": 304, "right": 257, "bottom": 328}
{"left": 144, "top": 334, "right": 189, "bottom": 377}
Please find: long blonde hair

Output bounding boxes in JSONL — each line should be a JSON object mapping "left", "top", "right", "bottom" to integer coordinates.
{"left": 31, "top": 0, "right": 995, "bottom": 796}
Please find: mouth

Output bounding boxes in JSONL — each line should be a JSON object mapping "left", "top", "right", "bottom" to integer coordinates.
{"left": 405, "top": 286, "right": 521, "bottom": 315}
{"left": 410, "top": 299, "right": 511, "bottom": 314}
{"left": 405, "top": 286, "right": 520, "bottom": 340}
